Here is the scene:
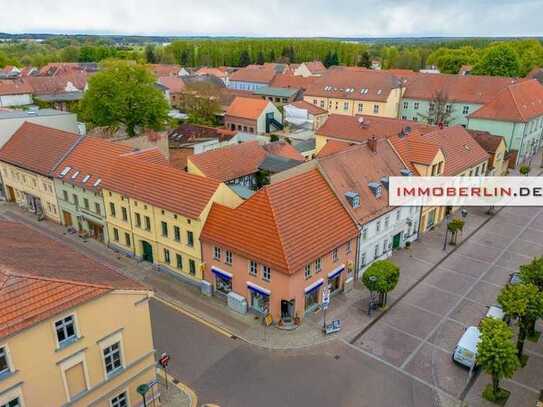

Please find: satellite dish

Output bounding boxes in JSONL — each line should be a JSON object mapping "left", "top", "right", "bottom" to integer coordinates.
{"left": 358, "top": 117, "right": 364, "bottom": 124}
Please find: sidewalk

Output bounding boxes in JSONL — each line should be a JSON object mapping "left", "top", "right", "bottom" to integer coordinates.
{"left": 0, "top": 202, "right": 495, "bottom": 350}
{"left": 158, "top": 369, "right": 197, "bottom": 407}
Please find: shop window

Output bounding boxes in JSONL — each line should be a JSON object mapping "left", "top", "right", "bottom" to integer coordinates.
{"left": 250, "top": 290, "right": 269, "bottom": 314}
{"left": 215, "top": 273, "right": 232, "bottom": 294}
{"left": 304, "top": 288, "right": 319, "bottom": 311}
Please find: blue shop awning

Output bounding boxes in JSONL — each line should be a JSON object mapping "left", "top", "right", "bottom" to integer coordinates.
{"left": 212, "top": 267, "right": 233, "bottom": 280}
{"left": 247, "top": 281, "right": 271, "bottom": 296}
{"left": 328, "top": 265, "right": 345, "bottom": 279}
{"left": 304, "top": 278, "right": 324, "bottom": 294}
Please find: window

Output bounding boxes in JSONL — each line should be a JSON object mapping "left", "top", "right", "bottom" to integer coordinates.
{"left": 462, "top": 105, "right": 469, "bottom": 115}
{"left": 414, "top": 102, "right": 419, "bottom": 110}
{"left": 214, "top": 246, "right": 222, "bottom": 260}
{"left": 1, "top": 398, "right": 20, "bottom": 407}
{"left": 482, "top": 163, "right": 486, "bottom": 174}
{"left": 73, "top": 194, "right": 79, "bottom": 207}
{"left": 304, "top": 264, "right": 312, "bottom": 279}
{"left": 360, "top": 252, "right": 366, "bottom": 266}
{"left": 396, "top": 209, "right": 401, "bottom": 221}
{"left": 376, "top": 220, "right": 381, "bottom": 233}
{"left": 475, "top": 167, "right": 479, "bottom": 176}
{"left": 64, "top": 361, "right": 87, "bottom": 399}
{"left": 345, "top": 240, "right": 351, "bottom": 254}
{"left": 403, "top": 101, "right": 408, "bottom": 109}
{"left": 384, "top": 216, "right": 389, "bottom": 228}
{"left": 374, "top": 244, "right": 380, "bottom": 258}
{"left": 335, "top": 101, "right": 339, "bottom": 110}
{"left": 135, "top": 213, "right": 141, "bottom": 228}
{"left": 110, "top": 392, "right": 128, "bottom": 407}
{"left": 249, "top": 260, "right": 258, "bottom": 276}
{"left": 315, "top": 257, "right": 322, "bottom": 272}
{"left": 176, "top": 254, "right": 183, "bottom": 270}
{"left": 373, "top": 105, "right": 379, "bottom": 114}
{"left": 446, "top": 104, "right": 452, "bottom": 113}
{"left": 412, "top": 116, "right": 418, "bottom": 122}
{"left": 362, "top": 228, "right": 368, "bottom": 240}
{"left": 187, "top": 231, "right": 194, "bottom": 247}
{"left": 55, "top": 315, "right": 77, "bottom": 345}
{"left": 103, "top": 342, "right": 122, "bottom": 375}
{"left": 113, "top": 228, "right": 119, "bottom": 242}
{"left": 161, "top": 221, "right": 168, "bottom": 237}
{"left": 174, "top": 226, "right": 181, "bottom": 242}
{"left": 83, "top": 198, "right": 89, "bottom": 209}
{"left": 145, "top": 216, "right": 151, "bottom": 231}
{"left": 109, "top": 202, "right": 116, "bottom": 217}
{"left": 164, "top": 248, "right": 170, "bottom": 264}
{"left": 320, "top": 100, "right": 325, "bottom": 108}
{"left": 225, "top": 250, "right": 232, "bottom": 265}
{"left": 125, "top": 233, "right": 131, "bottom": 247}
{"left": 332, "top": 248, "right": 338, "bottom": 262}
{"left": 189, "top": 259, "right": 196, "bottom": 275}
{"left": 313, "top": 99, "right": 318, "bottom": 105}
{"left": 358, "top": 103, "right": 363, "bottom": 112}
{"left": 262, "top": 265, "right": 271, "bottom": 281}
{"left": 95, "top": 203, "right": 101, "bottom": 215}
{"left": 384, "top": 239, "right": 389, "bottom": 252}
{"left": 429, "top": 102, "right": 435, "bottom": 112}
{"left": 63, "top": 190, "right": 69, "bottom": 201}
{"left": 0, "top": 346, "right": 10, "bottom": 376}
{"left": 121, "top": 207, "right": 128, "bottom": 222}
{"left": 343, "top": 101, "right": 349, "bottom": 111}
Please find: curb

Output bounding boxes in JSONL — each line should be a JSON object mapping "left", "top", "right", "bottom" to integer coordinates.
{"left": 161, "top": 369, "right": 198, "bottom": 407}
{"left": 350, "top": 208, "right": 502, "bottom": 345}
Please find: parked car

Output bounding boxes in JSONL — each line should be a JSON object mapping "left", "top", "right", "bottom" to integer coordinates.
{"left": 486, "top": 305, "right": 505, "bottom": 320}
{"left": 452, "top": 326, "right": 480, "bottom": 369}
{"left": 509, "top": 272, "right": 522, "bottom": 285}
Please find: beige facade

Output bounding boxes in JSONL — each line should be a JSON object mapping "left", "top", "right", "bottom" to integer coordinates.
{"left": 0, "top": 291, "right": 156, "bottom": 407}
{"left": 0, "top": 162, "right": 60, "bottom": 222}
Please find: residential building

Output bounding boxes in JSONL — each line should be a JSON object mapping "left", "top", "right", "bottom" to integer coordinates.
{"left": 468, "top": 130, "right": 509, "bottom": 175}
{"left": 270, "top": 72, "right": 318, "bottom": 93}
{"left": 284, "top": 100, "right": 329, "bottom": 130}
{"left": 157, "top": 76, "right": 186, "bottom": 106}
{"left": 0, "top": 79, "right": 33, "bottom": 107}
{"left": 148, "top": 63, "right": 189, "bottom": 77}
{"left": 224, "top": 96, "right": 283, "bottom": 134}
{"left": 200, "top": 169, "right": 358, "bottom": 323}
{"left": 52, "top": 137, "right": 136, "bottom": 243}
{"left": 303, "top": 67, "right": 404, "bottom": 118}
{"left": 527, "top": 66, "right": 543, "bottom": 85}
{"left": 294, "top": 61, "right": 327, "bottom": 77}
{"left": 0, "top": 108, "right": 80, "bottom": 148}
{"left": 227, "top": 66, "right": 277, "bottom": 91}
{"left": 0, "top": 220, "right": 156, "bottom": 407}
{"left": 293, "top": 139, "right": 317, "bottom": 160}
{"left": 252, "top": 86, "right": 301, "bottom": 105}
{"left": 467, "top": 79, "right": 543, "bottom": 165}
{"left": 23, "top": 71, "right": 89, "bottom": 111}
{"left": 390, "top": 125, "right": 489, "bottom": 233}
{"left": 0, "top": 122, "right": 82, "bottom": 222}
{"left": 314, "top": 114, "right": 433, "bottom": 153}
{"left": 195, "top": 67, "right": 229, "bottom": 85}
{"left": 101, "top": 153, "right": 242, "bottom": 284}
{"left": 400, "top": 73, "right": 518, "bottom": 126}
{"left": 317, "top": 139, "right": 421, "bottom": 274}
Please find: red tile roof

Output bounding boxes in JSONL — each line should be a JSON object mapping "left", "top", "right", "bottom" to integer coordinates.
{"left": 0, "top": 220, "right": 145, "bottom": 338}
{"left": 305, "top": 68, "right": 402, "bottom": 102}
{"left": 389, "top": 136, "right": 442, "bottom": 174}
{"left": 0, "top": 79, "right": 33, "bottom": 96}
{"left": 158, "top": 76, "right": 186, "bottom": 93}
{"left": 303, "top": 61, "right": 327, "bottom": 75}
{"left": 196, "top": 67, "right": 227, "bottom": 78}
{"left": 229, "top": 67, "right": 277, "bottom": 84}
{"left": 188, "top": 141, "right": 268, "bottom": 181}
{"left": 148, "top": 64, "right": 182, "bottom": 77}
{"left": 225, "top": 96, "right": 271, "bottom": 120}
{"left": 201, "top": 169, "right": 358, "bottom": 273}
{"left": 317, "top": 114, "right": 434, "bottom": 144}
{"left": 467, "top": 130, "right": 506, "bottom": 154}
{"left": 263, "top": 140, "right": 305, "bottom": 161}
{"left": 469, "top": 79, "right": 543, "bottom": 122}
{"left": 317, "top": 140, "right": 354, "bottom": 158}
{"left": 270, "top": 72, "right": 317, "bottom": 90}
{"left": 0, "top": 122, "right": 82, "bottom": 176}
{"left": 103, "top": 154, "right": 220, "bottom": 219}
{"left": 22, "top": 72, "right": 88, "bottom": 95}
{"left": 289, "top": 100, "right": 328, "bottom": 116}
{"left": 121, "top": 147, "right": 168, "bottom": 165}
{"left": 318, "top": 140, "right": 409, "bottom": 223}
{"left": 404, "top": 73, "right": 518, "bottom": 104}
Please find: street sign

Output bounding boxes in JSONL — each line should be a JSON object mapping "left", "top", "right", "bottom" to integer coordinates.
{"left": 159, "top": 352, "right": 170, "bottom": 368}
{"left": 137, "top": 384, "right": 150, "bottom": 396}
{"left": 148, "top": 379, "right": 159, "bottom": 388}
{"left": 322, "top": 287, "right": 330, "bottom": 306}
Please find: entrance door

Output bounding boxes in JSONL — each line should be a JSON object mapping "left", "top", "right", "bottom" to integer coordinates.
{"left": 392, "top": 232, "right": 402, "bottom": 249}
{"left": 141, "top": 241, "right": 154, "bottom": 263}
{"left": 6, "top": 186, "right": 15, "bottom": 202}
{"left": 281, "top": 299, "right": 295, "bottom": 322}
{"left": 427, "top": 209, "right": 436, "bottom": 229}
{"left": 63, "top": 211, "right": 73, "bottom": 227}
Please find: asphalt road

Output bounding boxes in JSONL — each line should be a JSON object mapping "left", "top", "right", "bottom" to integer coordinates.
{"left": 150, "top": 299, "right": 458, "bottom": 407}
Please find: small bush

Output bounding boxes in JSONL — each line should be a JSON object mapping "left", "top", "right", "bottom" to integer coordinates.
{"left": 482, "top": 384, "right": 510, "bottom": 405}
{"left": 519, "top": 165, "right": 530, "bottom": 176}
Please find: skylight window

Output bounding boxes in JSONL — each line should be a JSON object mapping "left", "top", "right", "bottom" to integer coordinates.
{"left": 71, "top": 171, "right": 79, "bottom": 179}
{"left": 93, "top": 179, "right": 102, "bottom": 187}
{"left": 82, "top": 175, "right": 90, "bottom": 183}
{"left": 60, "top": 166, "right": 71, "bottom": 176}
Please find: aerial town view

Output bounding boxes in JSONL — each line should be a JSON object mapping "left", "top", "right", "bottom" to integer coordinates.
{"left": 2, "top": 2, "right": 543, "bottom": 407}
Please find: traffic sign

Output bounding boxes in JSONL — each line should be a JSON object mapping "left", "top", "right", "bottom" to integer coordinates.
{"left": 322, "top": 287, "right": 330, "bottom": 306}
{"left": 159, "top": 352, "right": 170, "bottom": 368}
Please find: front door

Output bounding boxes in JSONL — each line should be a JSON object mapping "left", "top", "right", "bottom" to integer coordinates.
{"left": 6, "top": 186, "right": 15, "bottom": 202}
{"left": 281, "top": 299, "right": 295, "bottom": 322}
{"left": 141, "top": 241, "right": 154, "bottom": 263}
{"left": 63, "top": 211, "right": 73, "bottom": 227}
{"left": 392, "top": 232, "right": 402, "bottom": 249}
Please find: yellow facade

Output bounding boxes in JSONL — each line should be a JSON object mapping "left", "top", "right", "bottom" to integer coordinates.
{"left": 0, "top": 162, "right": 61, "bottom": 222}
{"left": 103, "top": 184, "right": 242, "bottom": 282}
{"left": 186, "top": 158, "right": 204, "bottom": 177}
{"left": 304, "top": 88, "right": 403, "bottom": 120}
{"left": 0, "top": 290, "right": 156, "bottom": 407}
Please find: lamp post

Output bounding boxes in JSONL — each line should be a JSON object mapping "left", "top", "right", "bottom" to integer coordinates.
{"left": 442, "top": 213, "right": 451, "bottom": 251}
{"left": 367, "top": 275, "right": 378, "bottom": 316}
{"left": 137, "top": 384, "right": 150, "bottom": 407}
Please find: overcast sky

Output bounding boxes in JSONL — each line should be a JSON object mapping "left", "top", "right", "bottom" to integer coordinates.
{"left": 1, "top": 0, "right": 542, "bottom": 37}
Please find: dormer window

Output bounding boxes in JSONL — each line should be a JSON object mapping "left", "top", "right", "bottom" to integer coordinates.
{"left": 368, "top": 182, "right": 382, "bottom": 198}
{"left": 345, "top": 192, "right": 360, "bottom": 208}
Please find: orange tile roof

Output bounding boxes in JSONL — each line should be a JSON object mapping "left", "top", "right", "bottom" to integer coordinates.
{"left": 469, "top": 79, "right": 543, "bottom": 122}
{"left": 0, "top": 220, "right": 145, "bottom": 337}
{"left": 103, "top": 154, "right": 220, "bottom": 219}
{"left": 196, "top": 67, "right": 227, "bottom": 78}
{"left": 53, "top": 137, "right": 133, "bottom": 191}
{"left": 303, "top": 61, "right": 327, "bottom": 74}
{"left": 467, "top": 130, "right": 505, "bottom": 154}
{"left": 201, "top": 169, "right": 358, "bottom": 273}
{"left": 225, "top": 96, "right": 271, "bottom": 120}
{"left": 389, "top": 135, "right": 442, "bottom": 174}
{"left": 289, "top": 100, "right": 328, "bottom": 116}
{"left": 121, "top": 147, "right": 168, "bottom": 165}
{"left": 0, "top": 122, "right": 82, "bottom": 176}
{"left": 0, "top": 79, "right": 33, "bottom": 95}
{"left": 404, "top": 73, "right": 518, "bottom": 104}
{"left": 229, "top": 67, "right": 276, "bottom": 84}
{"left": 305, "top": 68, "right": 402, "bottom": 102}
{"left": 148, "top": 64, "right": 182, "bottom": 77}
{"left": 317, "top": 114, "right": 434, "bottom": 144}
{"left": 317, "top": 140, "right": 354, "bottom": 158}
{"left": 188, "top": 141, "right": 268, "bottom": 181}
{"left": 270, "top": 72, "right": 317, "bottom": 90}
{"left": 157, "top": 76, "right": 186, "bottom": 93}
{"left": 23, "top": 71, "right": 88, "bottom": 95}
{"left": 263, "top": 140, "right": 305, "bottom": 161}
{"left": 318, "top": 140, "right": 409, "bottom": 223}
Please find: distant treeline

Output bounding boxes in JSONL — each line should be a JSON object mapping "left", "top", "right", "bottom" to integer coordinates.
{"left": 1, "top": 36, "right": 542, "bottom": 77}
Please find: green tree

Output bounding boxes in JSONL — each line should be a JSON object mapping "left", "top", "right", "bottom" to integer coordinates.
{"left": 520, "top": 257, "right": 543, "bottom": 291}
{"left": 144, "top": 44, "right": 158, "bottom": 63}
{"left": 477, "top": 317, "right": 520, "bottom": 403}
{"left": 519, "top": 165, "right": 530, "bottom": 176}
{"left": 183, "top": 82, "right": 221, "bottom": 126}
{"left": 447, "top": 218, "right": 465, "bottom": 245}
{"left": 60, "top": 46, "right": 80, "bottom": 62}
{"left": 472, "top": 44, "right": 521, "bottom": 77}
{"left": 498, "top": 283, "right": 543, "bottom": 358}
{"left": 256, "top": 51, "right": 265, "bottom": 65}
{"left": 362, "top": 260, "right": 400, "bottom": 307}
{"left": 358, "top": 51, "right": 371, "bottom": 68}
{"left": 417, "top": 89, "right": 453, "bottom": 125}
{"left": 238, "top": 50, "right": 251, "bottom": 67}
{"left": 80, "top": 61, "right": 170, "bottom": 137}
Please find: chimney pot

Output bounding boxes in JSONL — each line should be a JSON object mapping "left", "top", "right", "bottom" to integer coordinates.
{"left": 368, "top": 135, "right": 377, "bottom": 152}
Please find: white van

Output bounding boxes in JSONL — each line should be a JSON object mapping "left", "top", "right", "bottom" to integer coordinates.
{"left": 452, "top": 326, "right": 481, "bottom": 368}
{"left": 486, "top": 305, "right": 505, "bottom": 320}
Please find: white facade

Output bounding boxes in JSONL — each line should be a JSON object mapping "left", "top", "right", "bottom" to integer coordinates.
{"left": 0, "top": 93, "right": 33, "bottom": 107}
{"left": 358, "top": 205, "right": 421, "bottom": 275}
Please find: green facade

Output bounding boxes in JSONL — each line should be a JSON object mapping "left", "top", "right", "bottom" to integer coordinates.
{"left": 54, "top": 179, "right": 109, "bottom": 243}
{"left": 400, "top": 98, "right": 481, "bottom": 127}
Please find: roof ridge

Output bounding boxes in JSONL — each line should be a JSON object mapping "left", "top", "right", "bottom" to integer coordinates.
{"left": 0, "top": 268, "right": 114, "bottom": 290}
{"left": 48, "top": 133, "right": 85, "bottom": 176}
{"left": 507, "top": 83, "right": 527, "bottom": 122}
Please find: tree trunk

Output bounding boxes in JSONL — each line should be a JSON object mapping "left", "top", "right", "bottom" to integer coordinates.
{"left": 492, "top": 375, "right": 500, "bottom": 397}
{"left": 527, "top": 318, "right": 537, "bottom": 337}
{"left": 517, "top": 323, "right": 527, "bottom": 357}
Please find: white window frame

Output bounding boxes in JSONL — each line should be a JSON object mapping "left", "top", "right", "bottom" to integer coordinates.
{"left": 249, "top": 260, "right": 258, "bottom": 276}
{"left": 53, "top": 313, "right": 79, "bottom": 349}
{"left": 110, "top": 389, "right": 130, "bottom": 407}
{"left": 0, "top": 344, "right": 13, "bottom": 376}
{"left": 304, "top": 264, "right": 312, "bottom": 279}
{"left": 98, "top": 331, "right": 125, "bottom": 380}
{"left": 59, "top": 351, "right": 90, "bottom": 402}
{"left": 0, "top": 385, "right": 25, "bottom": 407}
{"left": 225, "top": 250, "right": 232, "bottom": 265}
{"left": 213, "top": 246, "right": 222, "bottom": 260}
{"left": 262, "top": 265, "right": 271, "bottom": 282}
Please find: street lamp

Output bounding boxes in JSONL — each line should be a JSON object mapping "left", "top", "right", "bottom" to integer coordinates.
{"left": 368, "top": 275, "right": 378, "bottom": 316}
{"left": 442, "top": 213, "right": 451, "bottom": 251}
{"left": 137, "top": 384, "right": 149, "bottom": 407}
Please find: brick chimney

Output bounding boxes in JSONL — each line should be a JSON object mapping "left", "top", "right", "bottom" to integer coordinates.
{"left": 368, "top": 135, "right": 377, "bottom": 152}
